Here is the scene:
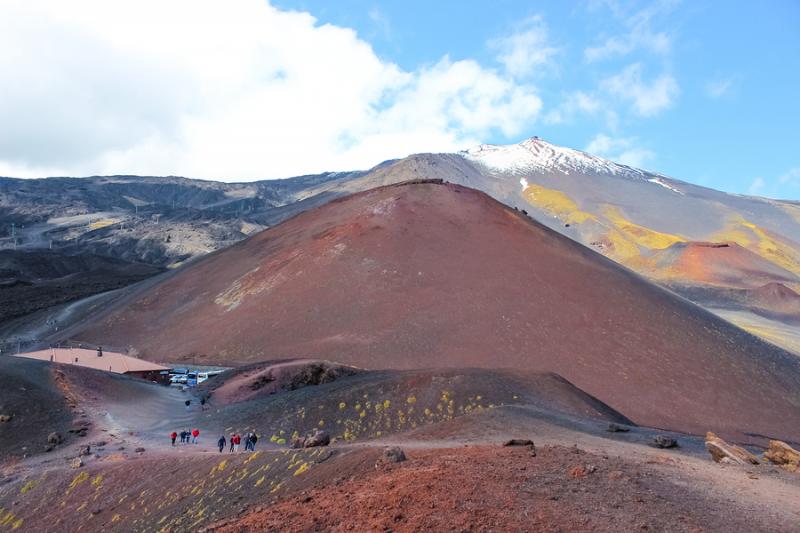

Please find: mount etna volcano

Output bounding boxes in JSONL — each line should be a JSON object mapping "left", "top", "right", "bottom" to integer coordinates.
{"left": 5, "top": 138, "right": 799, "bottom": 354}
{"left": 74, "top": 180, "right": 800, "bottom": 443}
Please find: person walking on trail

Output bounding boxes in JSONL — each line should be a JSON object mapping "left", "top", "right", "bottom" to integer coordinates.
{"left": 249, "top": 433, "right": 258, "bottom": 451}
{"left": 170, "top": 431, "right": 178, "bottom": 446}
{"left": 232, "top": 433, "right": 241, "bottom": 452}
{"left": 244, "top": 433, "right": 252, "bottom": 451}
{"left": 191, "top": 428, "right": 200, "bottom": 444}
{"left": 179, "top": 430, "right": 185, "bottom": 444}
{"left": 217, "top": 435, "right": 226, "bottom": 453}
{"left": 229, "top": 434, "right": 236, "bottom": 453}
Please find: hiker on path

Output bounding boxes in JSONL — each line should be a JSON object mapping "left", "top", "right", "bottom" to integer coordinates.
{"left": 249, "top": 433, "right": 258, "bottom": 451}
{"left": 179, "top": 430, "right": 186, "bottom": 444}
{"left": 217, "top": 435, "right": 226, "bottom": 453}
{"left": 244, "top": 433, "right": 253, "bottom": 451}
{"left": 191, "top": 428, "right": 200, "bottom": 444}
{"left": 170, "top": 431, "right": 177, "bottom": 446}
{"left": 229, "top": 434, "right": 236, "bottom": 453}
{"left": 233, "top": 433, "right": 241, "bottom": 452}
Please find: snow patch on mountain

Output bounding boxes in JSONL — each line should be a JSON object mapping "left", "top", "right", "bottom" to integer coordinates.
{"left": 461, "top": 137, "right": 653, "bottom": 180}
{"left": 647, "top": 177, "right": 684, "bottom": 195}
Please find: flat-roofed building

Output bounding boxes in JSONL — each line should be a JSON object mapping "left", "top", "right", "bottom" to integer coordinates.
{"left": 13, "top": 347, "right": 172, "bottom": 383}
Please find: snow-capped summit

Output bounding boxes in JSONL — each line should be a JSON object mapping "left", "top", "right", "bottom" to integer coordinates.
{"left": 460, "top": 136, "right": 650, "bottom": 180}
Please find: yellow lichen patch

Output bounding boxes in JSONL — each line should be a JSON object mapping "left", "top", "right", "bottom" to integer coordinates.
{"left": 19, "top": 480, "right": 38, "bottom": 495}
{"left": 210, "top": 459, "right": 228, "bottom": 475}
{"left": 243, "top": 451, "right": 262, "bottom": 465}
{"left": 522, "top": 184, "right": 597, "bottom": 225}
{"left": 91, "top": 474, "right": 103, "bottom": 488}
{"left": 293, "top": 462, "right": 311, "bottom": 476}
{"left": 66, "top": 472, "right": 89, "bottom": 495}
{"left": 602, "top": 205, "right": 685, "bottom": 251}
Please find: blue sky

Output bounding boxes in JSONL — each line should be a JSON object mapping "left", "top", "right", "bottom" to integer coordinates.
{"left": 275, "top": 0, "right": 800, "bottom": 199}
{"left": 1, "top": 0, "right": 798, "bottom": 199}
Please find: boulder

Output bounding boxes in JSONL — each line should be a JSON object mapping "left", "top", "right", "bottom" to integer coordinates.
{"left": 290, "top": 436, "right": 305, "bottom": 449}
{"left": 303, "top": 430, "right": 330, "bottom": 448}
{"left": 503, "top": 439, "right": 536, "bottom": 456}
{"left": 764, "top": 440, "right": 800, "bottom": 472}
{"left": 71, "top": 458, "right": 83, "bottom": 469}
{"left": 47, "top": 432, "right": 64, "bottom": 445}
{"left": 652, "top": 436, "right": 678, "bottom": 449}
{"left": 504, "top": 439, "right": 534, "bottom": 447}
{"left": 134, "top": 447, "right": 146, "bottom": 454}
{"left": 384, "top": 447, "right": 406, "bottom": 463}
{"left": 606, "top": 423, "right": 630, "bottom": 433}
{"left": 705, "top": 432, "right": 759, "bottom": 465}
{"left": 78, "top": 445, "right": 92, "bottom": 457}
{"left": 0, "top": 414, "right": 12, "bottom": 423}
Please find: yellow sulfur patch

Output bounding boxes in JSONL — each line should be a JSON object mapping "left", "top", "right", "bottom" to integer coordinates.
{"left": 602, "top": 206, "right": 685, "bottom": 251}
{"left": 522, "top": 184, "right": 597, "bottom": 225}
{"left": 88, "top": 219, "right": 116, "bottom": 230}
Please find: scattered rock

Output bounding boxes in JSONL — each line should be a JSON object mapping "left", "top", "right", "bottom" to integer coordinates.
{"left": 652, "top": 436, "right": 678, "bottom": 449}
{"left": 78, "top": 445, "right": 92, "bottom": 457}
{"left": 134, "top": 447, "right": 146, "bottom": 454}
{"left": 71, "top": 458, "right": 83, "bottom": 469}
{"left": 705, "top": 432, "right": 759, "bottom": 465}
{"left": 0, "top": 414, "right": 12, "bottom": 423}
{"left": 47, "top": 432, "right": 64, "bottom": 445}
{"left": 291, "top": 436, "right": 305, "bottom": 449}
{"left": 606, "top": 423, "right": 630, "bottom": 433}
{"left": 303, "top": 430, "right": 330, "bottom": 448}
{"left": 93, "top": 440, "right": 107, "bottom": 447}
{"left": 384, "top": 447, "right": 406, "bottom": 463}
{"left": 764, "top": 440, "right": 800, "bottom": 472}
{"left": 569, "top": 465, "right": 595, "bottom": 478}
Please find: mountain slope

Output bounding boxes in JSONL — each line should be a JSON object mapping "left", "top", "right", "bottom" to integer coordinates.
{"left": 3, "top": 137, "right": 800, "bottom": 351}
{"left": 74, "top": 181, "right": 800, "bottom": 443}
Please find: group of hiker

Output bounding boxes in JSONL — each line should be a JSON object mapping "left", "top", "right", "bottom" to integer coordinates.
{"left": 168, "top": 429, "right": 258, "bottom": 452}
{"left": 217, "top": 432, "right": 258, "bottom": 453}
{"left": 169, "top": 429, "right": 200, "bottom": 445}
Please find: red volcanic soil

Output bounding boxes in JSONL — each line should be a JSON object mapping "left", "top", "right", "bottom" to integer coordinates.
{"left": 202, "top": 360, "right": 362, "bottom": 406}
{"left": 209, "top": 445, "right": 798, "bottom": 533}
{"left": 749, "top": 282, "right": 800, "bottom": 316}
{"left": 75, "top": 181, "right": 800, "bottom": 443}
{"left": 645, "top": 241, "right": 799, "bottom": 288}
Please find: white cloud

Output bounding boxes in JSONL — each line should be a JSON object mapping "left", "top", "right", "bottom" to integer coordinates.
{"left": 584, "top": 0, "right": 674, "bottom": 62}
{"left": 0, "top": 0, "right": 543, "bottom": 180}
{"left": 544, "top": 91, "right": 601, "bottom": 124}
{"left": 779, "top": 167, "right": 800, "bottom": 186}
{"left": 706, "top": 79, "right": 733, "bottom": 99}
{"left": 585, "top": 134, "right": 655, "bottom": 168}
{"left": 601, "top": 64, "right": 679, "bottom": 116}
{"left": 490, "top": 16, "right": 558, "bottom": 78}
{"left": 748, "top": 176, "right": 766, "bottom": 195}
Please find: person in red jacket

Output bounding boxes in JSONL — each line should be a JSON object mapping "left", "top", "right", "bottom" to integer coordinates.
{"left": 170, "top": 431, "right": 177, "bottom": 446}
{"left": 232, "top": 433, "right": 241, "bottom": 452}
{"left": 191, "top": 428, "right": 200, "bottom": 444}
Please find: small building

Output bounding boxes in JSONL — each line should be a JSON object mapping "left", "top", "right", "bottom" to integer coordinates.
{"left": 13, "top": 347, "right": 172, "bottom": 383}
